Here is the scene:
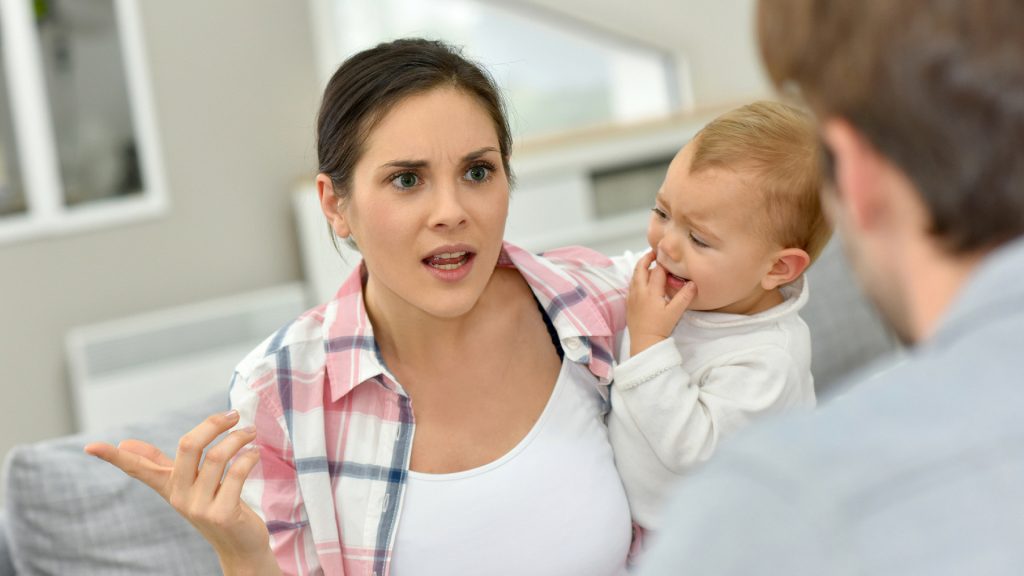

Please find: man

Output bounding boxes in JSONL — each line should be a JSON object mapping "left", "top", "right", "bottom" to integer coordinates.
{"left": 638, "top": 1, "right": 1024, "bottom": 574}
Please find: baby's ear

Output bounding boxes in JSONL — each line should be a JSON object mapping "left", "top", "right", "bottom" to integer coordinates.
{"left": 762, "top": 248, "right": 811, "bottom": 290}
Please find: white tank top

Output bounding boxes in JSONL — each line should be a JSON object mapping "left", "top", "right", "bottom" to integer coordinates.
{"left": 390, "top": 360, "right": 632, "bottom": 576}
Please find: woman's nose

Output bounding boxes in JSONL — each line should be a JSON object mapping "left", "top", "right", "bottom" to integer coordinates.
{"left": 429, "top": 183, "right": 469, "bottom": 230}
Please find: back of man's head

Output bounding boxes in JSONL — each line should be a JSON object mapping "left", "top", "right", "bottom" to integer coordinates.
{"left": 756, "top": 0, "right": 1024, "bottom": 255}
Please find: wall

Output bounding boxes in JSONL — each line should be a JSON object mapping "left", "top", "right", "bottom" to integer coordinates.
{"left": 0, "top": 0, "right": 319, "bottom": 471}
{"left": 515, "top": 0, "right": 771, "bottom": 109}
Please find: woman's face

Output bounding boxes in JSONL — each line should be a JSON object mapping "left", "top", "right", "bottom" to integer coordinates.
{"left": 320, "top": 87, "right": 510, "bottom": 321}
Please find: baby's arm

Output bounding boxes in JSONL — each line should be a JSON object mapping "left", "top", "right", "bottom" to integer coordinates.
{"left": 614, "top": 343, "right": 809, "bottom": 471}
{"left": 609, "top": 342, "right": 811, "bottom": 528}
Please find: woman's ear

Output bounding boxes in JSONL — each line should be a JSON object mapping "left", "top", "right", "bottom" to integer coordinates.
{"left": 762, "top": 248, "right": 811, "bottom": 290}
{"left": 317, "top": 173, "right": 351, "bottom": 238}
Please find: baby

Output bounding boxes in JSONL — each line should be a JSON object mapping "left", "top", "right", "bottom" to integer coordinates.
{"left": 609, "top": 101, "right": 832, "bottom": 530}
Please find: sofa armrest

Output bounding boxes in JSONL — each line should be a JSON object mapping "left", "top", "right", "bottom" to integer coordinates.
{"left": 1, "top": 394, "right": 226, "bottom": 575}
{"left": 0, "top": 511, "right": 15, "bottom": 576}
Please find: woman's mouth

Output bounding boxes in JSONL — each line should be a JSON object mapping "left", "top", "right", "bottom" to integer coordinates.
{"left": 425, "top": 251, "right": 471, "bottom": 270}
{"left": 422, "top": 249, "right": 476, "bottom": 281}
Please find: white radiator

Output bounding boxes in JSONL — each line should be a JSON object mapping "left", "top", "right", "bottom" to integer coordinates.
{"left": 66, "top": 283, "right": 308, "bottom": 433}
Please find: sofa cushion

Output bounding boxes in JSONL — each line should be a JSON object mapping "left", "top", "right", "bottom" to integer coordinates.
{"left": 1, "top": 395, "right": 225, "bottom": 575}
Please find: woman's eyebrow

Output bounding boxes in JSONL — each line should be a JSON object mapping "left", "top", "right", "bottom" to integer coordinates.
{"left": 380, "top": 159, "right": 427, "bottom": 170}
{"left": 463, "top": 146, "right": 499, "bottom": 161}
{"left": 378, "top": 147, "right": 498, "bottom": 171}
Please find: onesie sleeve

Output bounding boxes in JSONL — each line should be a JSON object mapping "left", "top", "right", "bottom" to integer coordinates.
{"left": 609, "top": 340, "right": 813, "bottom": 528}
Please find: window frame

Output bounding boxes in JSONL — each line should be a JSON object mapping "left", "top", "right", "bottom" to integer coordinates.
{"left": 0, "top": 0, "right": 167, "bottom": 244}
{"left": 307, "top": 0, "right": 693, "bottom": 143}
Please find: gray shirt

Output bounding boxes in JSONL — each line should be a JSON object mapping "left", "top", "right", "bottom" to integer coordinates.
{"left": 637, "top": 237, "right": 1024, "bottom": 576}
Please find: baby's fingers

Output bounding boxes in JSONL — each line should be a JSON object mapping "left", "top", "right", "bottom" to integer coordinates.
{"left": 648, "top": 263, "right": 668, "bottom": 299}
{"left": 632, "top": 252, "right": 657, "bottom": 285}
{"left": 84, "top": 442, "right": 172, "bottom": 496}
{"left": 666, "top": 280, "right": 698, "bottom": 317}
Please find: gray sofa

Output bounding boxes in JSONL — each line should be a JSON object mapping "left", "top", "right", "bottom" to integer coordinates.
{"left": 0, "top": 395, "right": 225, "bottom": 575}
{"left": 0, "top": 239, "right": 898, "bottom": 575}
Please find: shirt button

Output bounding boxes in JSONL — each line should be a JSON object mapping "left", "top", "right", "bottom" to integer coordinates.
{"left": 565, "top": 337, "right": 581, "bottom": 350}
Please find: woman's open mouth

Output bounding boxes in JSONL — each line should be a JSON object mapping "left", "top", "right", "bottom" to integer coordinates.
{"left": 422, "top": 249, "right": 476, "bottom": 281}
{"left": 426, "top": 251, "right": 470, "bottom": 269}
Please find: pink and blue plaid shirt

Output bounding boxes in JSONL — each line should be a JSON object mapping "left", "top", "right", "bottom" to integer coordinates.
{"left": 230, "top": 242, "right": 629, "bottom": 576}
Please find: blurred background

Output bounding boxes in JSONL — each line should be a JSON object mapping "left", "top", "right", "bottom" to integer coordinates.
{"left": 0, "top": 0, "right": 777, "bottom": 486}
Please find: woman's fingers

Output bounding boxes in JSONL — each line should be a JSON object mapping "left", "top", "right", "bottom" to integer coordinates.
{"left": 169, "top": 410, "right": 241, "bottom": 502}
{"left": 118, "top": 438, "right": 175, "bottom": 468}
{"left": 84, "top": 441, "right": 172, "bottom": 495}
{"left": 193, "top": 426, "right": 258, "bottom": 501}
{"left": 213, "top": 445, "right": 261, "bottom": 511}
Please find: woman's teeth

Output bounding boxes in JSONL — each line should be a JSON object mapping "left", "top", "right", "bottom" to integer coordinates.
{"left": 427, "top": 251, "right": 469, "bottom": 270}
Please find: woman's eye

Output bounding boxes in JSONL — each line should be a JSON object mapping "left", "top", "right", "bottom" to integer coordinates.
{"left": 651, "top": 207, "right": 668, "bottom": 220}
{"left": 690, "top": 233, "right": 710, "bottom": 248}
{"left": 392, "top": 172, "right": 419, "bottom": 189}
{"left": 465, "top": 165, "right": 490, "bottom": 182}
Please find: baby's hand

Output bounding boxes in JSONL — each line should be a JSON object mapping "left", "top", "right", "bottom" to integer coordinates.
{"left": 627, "top": 251, "right": 697, "bottom": 356}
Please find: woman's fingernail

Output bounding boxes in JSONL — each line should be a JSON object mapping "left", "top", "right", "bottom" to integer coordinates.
{"left": 239, "top": 425, "right": 256, "bottom": 434}
{"left": 224, "top": 409, "right": 239, "bottom": 419}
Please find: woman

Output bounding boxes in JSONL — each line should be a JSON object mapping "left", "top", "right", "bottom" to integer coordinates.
{"left": 87, "top": 38, "right": 633, "bottom": 575}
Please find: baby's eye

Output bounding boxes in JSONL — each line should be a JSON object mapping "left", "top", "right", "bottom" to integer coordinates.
{"left": 392, "top": 172, "right": 420, "bottom": 189}
{"left": 689, "top": 233, "right": 710, "bottom": 248}
{"left": 651, "top": 207, "right": 668, "bottom": 220}
{"left": 465, "top": 165, "right": 491, "bottom": 182}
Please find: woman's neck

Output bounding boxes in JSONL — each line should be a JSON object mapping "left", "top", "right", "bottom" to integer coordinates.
{"left": 365, "top": 266, "right": 527, "bottom": 369}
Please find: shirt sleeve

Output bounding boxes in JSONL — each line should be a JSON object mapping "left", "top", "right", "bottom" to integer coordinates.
{"left": 230, "top": 370, "right": 322, "bottom": 576}
{"left": 610, "top": 339, "right": 813, "bottom": 518}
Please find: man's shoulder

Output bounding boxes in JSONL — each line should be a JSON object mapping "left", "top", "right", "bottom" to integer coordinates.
{"left": 704, "top": 347, "right": 1024, "bottom": 502}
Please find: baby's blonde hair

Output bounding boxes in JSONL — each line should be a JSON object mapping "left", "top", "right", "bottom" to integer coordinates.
{"left": 690, "top": 101, "right": 832, "bottom": 263}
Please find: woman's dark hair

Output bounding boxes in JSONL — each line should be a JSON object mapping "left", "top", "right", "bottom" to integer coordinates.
{"left": 317, "top": 38, "right": 514, "bottom": 209}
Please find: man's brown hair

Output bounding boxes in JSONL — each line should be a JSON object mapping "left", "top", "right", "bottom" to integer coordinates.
{"left": 757, "top": 0, "right": 1024, "bottom": 254}
{"left": 691, "top": 101, "right": 832, "bottom": 263}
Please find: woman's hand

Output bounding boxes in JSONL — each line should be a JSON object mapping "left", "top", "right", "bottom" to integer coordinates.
{"left": 84, "top": 410, "right": 280, "bottom": 575}
{"left": 627, "top": 251, "right": 697, "bottom": 356}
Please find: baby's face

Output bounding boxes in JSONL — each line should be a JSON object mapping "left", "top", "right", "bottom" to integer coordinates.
{"left": 646, "top": 143, "right": 782, "bottom": 315}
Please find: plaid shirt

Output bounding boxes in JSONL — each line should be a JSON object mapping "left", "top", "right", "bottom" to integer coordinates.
{"left": 230, "top": 242, "right": 628, "bottom": 576}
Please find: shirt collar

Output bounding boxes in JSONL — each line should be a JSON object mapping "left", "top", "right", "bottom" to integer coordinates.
{"left": 322, "top": 242, "right": 618, "bottom": 402}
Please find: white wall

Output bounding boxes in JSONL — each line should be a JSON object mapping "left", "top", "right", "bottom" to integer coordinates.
{"left": 512, "top": 0, "right": 771, "bottom": 108}
{"left": 0, "top": 1, "right": 319, "bottom": 468}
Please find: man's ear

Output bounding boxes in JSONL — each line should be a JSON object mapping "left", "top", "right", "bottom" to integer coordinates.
{"left": 317, "top": 173, "right": 351, "bottom": 238}
{"left": 762, "top": 248, "right": 811, "bottom": 290}
{"left": 822, "top": 118, "right": 887, "bottom": 232}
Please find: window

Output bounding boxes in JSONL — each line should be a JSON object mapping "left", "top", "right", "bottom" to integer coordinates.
{"left": 313, "top": 0, "right": 684, "bottom": 141}
{"left": 0, "top": 0, "right": 165, "bottom": 243}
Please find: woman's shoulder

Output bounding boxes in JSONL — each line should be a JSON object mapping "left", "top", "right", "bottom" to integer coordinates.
{"left": 233, "top": 301, "right": 333, "bottom": 382}
{"left": 503, "top": 243, "right": 628, "bottom": 336}
{"left": 533, "top": 245, "right": 630, "bottom": 294}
